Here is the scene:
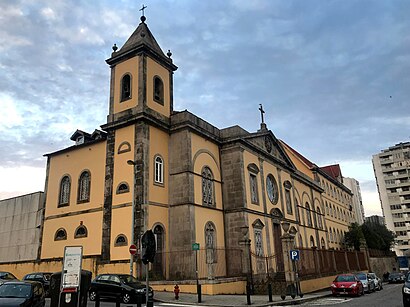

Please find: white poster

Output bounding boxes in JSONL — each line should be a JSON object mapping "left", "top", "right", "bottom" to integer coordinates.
{"left": 62, "top": 246, "right": 83, "bottom": 289}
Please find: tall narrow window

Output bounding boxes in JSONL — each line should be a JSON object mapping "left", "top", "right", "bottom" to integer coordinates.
{"left": 205, "top": 222, "right": 217, "bottom": 263}
{"left": 284, "top": 181, "right": 292, "bottom": 214}
{"left": 305, "top": 203, "right": 312, "bottom": 226}
{"left": 310, "top": 236, "right": 315, "bottom": 248}
{"left": 250, "top": 174, "right": 258, "bottom": 204}
{"left": 316, "top": 207, "right": 323, "bottom": 229}
{"left": 153, "top": 76, "right": 164, "bottom": 105}
{"left": 154, "top": 155, "right": 164, "bottom": 184}
{"left": 202, "top": 166, "right": 214, "bottom": 207}
{"left": 78, "top": 171, "right": 91, "bottom": 203}
{"left": 254, "top": 229, "right": 264, "bottom": 256}
{"left": 121, "top": 74, "right": 131, "bottom": 101}
{"left": 59, "top": 176, "right": 71, "bottom": 207}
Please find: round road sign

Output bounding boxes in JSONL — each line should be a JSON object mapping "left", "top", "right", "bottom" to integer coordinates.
{"left": 129, "top": 244, "right": 137, "bottom": 255}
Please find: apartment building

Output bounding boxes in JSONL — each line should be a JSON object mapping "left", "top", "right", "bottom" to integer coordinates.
{"left": 373, "top": 142, "right": 410, "bottom": 256}
{"left": 343, "top": 177, "right": 365, "bottom": 225}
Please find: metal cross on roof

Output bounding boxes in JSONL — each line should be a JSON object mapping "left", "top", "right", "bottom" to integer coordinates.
{"left": 259, "top": 104, "right": 265, "bottom": 124}
{"left": 139, "top": 4, "right": 147, "bottom": 16}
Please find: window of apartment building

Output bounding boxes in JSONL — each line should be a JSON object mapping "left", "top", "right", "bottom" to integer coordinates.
{"left": 394, "top": 222, "right": 406, "bottom": 227}
{"left": 393, "top": 213, "right": 404, "bottom": 218}
{"left": 202, "top": 166, "right": 214, "bottom": 207}
{"left": 396, "top": 231, "right": 407, "bottom": 236}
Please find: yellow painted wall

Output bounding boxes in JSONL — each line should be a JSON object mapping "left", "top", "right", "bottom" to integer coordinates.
{"left": 195, "top": 206, "right": 225, "bottom": 248}
{"left": 41, "top": 212, "right": 103, "bottom": 259}
{"left": 146, "top": 57, "right": 170, "bottom": 117}
{"left": 113, "top": 56, "right": 139, "bottom": 114}
{"left": 45, "top": 141, "right": 106, "bottom": 217}
{"left": 281, "top": 142, "right": 314, "bottom": 180}
{"left": 112, "top": 125, "right": 134, "bottom": 207}
{"left": 110, "top": 206, "right": 132, "bottom": 261}
{"left": 149, "top": 126, "right": 169, "bottom": 205}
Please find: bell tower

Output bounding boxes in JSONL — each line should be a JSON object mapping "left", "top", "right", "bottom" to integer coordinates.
{"left": 100, "top": 14, "right": 177, "bottom": 261}
{"left": 105, "top": 15, "right": 178, "bottom": 127}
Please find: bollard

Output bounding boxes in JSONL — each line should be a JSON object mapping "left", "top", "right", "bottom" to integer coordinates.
{"left": 246, "top": 283, "right": 251, "bottom": 305}
{"left": 268, "top": 283, "right": 273, "bottom": 302}
{"left": 197, "top": 284, "right": 202, "bottom": 303}
{"left": 95, "top": 293, "right": 100, "bottom": 307}
{"left": 146, "top": 298, "right": 154, "bottom": 307}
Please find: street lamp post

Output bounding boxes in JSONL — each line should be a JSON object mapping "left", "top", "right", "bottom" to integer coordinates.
{"left": 127, "top": 159, "right": 137, "bottom": 277}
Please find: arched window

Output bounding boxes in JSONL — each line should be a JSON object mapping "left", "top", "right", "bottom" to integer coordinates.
{"left": 310, "top": 236, "right": 315, "bottom": 248}
{"left": 54, "top": 228, "right": 67, "bottom": 241}
{"left": 153, "top": 76, "right": 164, "bottom": 104}
{"left": 248, "top": 164, "right": 259, "bottom": 205}
{"left": 121, "top": 74, "right": 131, "bottom": 101}
{"left": 78, "top": 171, "right": 91, "bottom": 203}
{"left": 321, "top": 237, "right": 326, "bottom": 249}
{"left": 118, "top": 141, "right": 131, "bottom": 154}
{"left": 305, "top": 203, "right": 312, "bottom": 226}
{"left": 202, "top": 167, "right": 214, "bottom": 207}
{"left": 154, "top": 155, "right": 164, "bottom": 184}
{"left": 59, "top": 175, "right": 71, "bottom": 207}
{"left": 74, "top": 225, "right": 88, "bottom": 238}
{"left": 316, "top": 207, "right": 322, "bottom": 229}
{"left": 114, "top": 234, "right": 128, "bottom": 247}
{"left": 205, "top": 222, "right": 217, "bottom": 263}
{"left": 116, "top": 182, "right": 129, "bottom": 194}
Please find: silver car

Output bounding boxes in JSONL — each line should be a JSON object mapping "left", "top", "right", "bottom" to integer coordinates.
{"left": 368, "top": 273, "right": 383, "bottom": 290}
{"left": 356, "top": 272, "right": 375, "bottom": 293}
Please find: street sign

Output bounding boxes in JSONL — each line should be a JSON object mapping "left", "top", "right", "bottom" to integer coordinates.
{"left": 129, "top": 244, "right": 137, "bottom": 255}
{"left": 290, "top": 249, "right": 300, "bottom": 261}
{"left": 192, "top": 243, "right": 200, "bottom": 251}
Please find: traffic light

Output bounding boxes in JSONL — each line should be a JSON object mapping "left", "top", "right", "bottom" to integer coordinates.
{"left": 141, "top": 230, "right": 156, "bottom": 264}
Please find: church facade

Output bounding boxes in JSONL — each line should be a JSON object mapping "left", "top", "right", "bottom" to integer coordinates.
{"left": 38, "top": 15, "right": 355, "bottom": 282}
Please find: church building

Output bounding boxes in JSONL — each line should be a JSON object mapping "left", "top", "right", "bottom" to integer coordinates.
{"left": 39, "top": 14, "right": 355, "bottom": 284}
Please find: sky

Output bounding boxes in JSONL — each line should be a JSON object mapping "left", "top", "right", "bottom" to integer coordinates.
{"left": 0, "top": 0, "right": 409, "bottom": 217}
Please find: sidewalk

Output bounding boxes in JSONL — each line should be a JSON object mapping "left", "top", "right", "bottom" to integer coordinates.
{"left": 154, "top": 289, "right": 331, "bottom": 306}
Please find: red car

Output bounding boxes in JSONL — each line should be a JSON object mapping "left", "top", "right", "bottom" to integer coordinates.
{"left": 331, "top": 274, "right": 364, "bottom": 296}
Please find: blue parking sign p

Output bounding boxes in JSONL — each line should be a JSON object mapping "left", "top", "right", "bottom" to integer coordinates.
{"left": 290, "top": 250, "right": 300, "bottom": 261}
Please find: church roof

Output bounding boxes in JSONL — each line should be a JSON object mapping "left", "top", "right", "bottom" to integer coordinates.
{"left": 107, "top": 16, "right": 177, "bottom": 71}
{"left": 320, "top": 164, "right": 342, "bottom": 181}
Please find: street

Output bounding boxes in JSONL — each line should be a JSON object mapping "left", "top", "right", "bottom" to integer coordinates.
{"left": 300, "top": 283, "right": 403, "bottom": 306}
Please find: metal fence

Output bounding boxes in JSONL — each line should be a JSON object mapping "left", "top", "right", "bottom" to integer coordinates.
{"left": 149, "top": 248, "right": 244, "bottom": 281}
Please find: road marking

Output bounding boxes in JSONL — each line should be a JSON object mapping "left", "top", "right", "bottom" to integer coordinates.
{"left": 302, "top": 297, "right": 353, "bottom": 305}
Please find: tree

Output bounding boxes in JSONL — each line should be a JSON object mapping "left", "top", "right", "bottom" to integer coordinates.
{"left": 344, "top": 223, "right": 365, "bottom": 251}
{"left": 361, "top": 221, "right": 395, "bottom": 251}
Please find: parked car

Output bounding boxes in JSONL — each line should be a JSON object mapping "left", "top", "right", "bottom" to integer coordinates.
{"left": 331, "top": 273, "right": 364, "bottom": 297}
{"left": 22, "top": 272, "right": 52, "bottom": 297}
{"left": 0, "top": 272, "right": 18, "bottom": 285}
{"left": 368, "top": 272, "right": 383, "bottom": 291}
{"left": 0, "top": 280, "right": 45, "bottom": 307}
{"left": 403, "top": 272, "right": 410, "bottom": 307}
{"left": 389, "top": 272, "right": 405, "bottom": 283}
{"left": 355, "top": 272, "right": 375, "bottom": 293}
{"left": 88, "top": 274, "right": 154, "bottom": 304}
